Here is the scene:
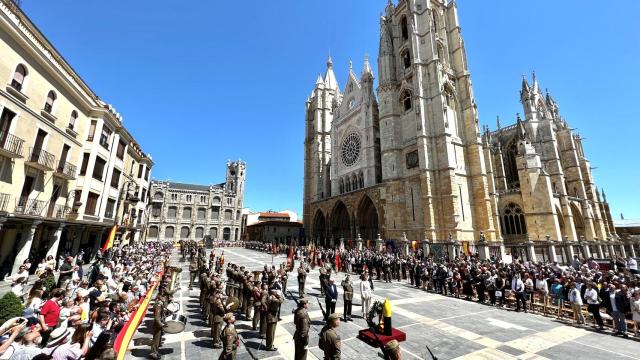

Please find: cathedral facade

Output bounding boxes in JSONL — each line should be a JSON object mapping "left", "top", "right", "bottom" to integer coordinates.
{"left": 303, "top": 0, "right": 631, "bottom": 261}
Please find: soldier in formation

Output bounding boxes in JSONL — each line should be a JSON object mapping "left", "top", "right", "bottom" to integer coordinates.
{"left": 293, "top": 298, "right": 310, "bottom": 360}
{"left": 319, "top": 313, "right": 341, "bottom": 360}
{"left": 298, "top": 261, "right": 308, "bottom": 297}
{"left": 341, "top": 275, "right": 353, "bottom": 321}
{"left": 219, "top": 313, "right": 239, "bottom": 360}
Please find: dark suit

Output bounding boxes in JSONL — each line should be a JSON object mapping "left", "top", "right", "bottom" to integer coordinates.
{"left": 602, "top": 290, "right": 630, "bottom": 333}
{"left": 324, "top": 283, "right": 338, "bottom": 320}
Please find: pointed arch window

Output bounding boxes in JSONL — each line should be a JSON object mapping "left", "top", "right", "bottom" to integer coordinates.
{"left": 402, "top": 49, "right": 411, "bottom": 69}
{"left": 339, "top": 179, "right": 344, "bottom": 194}
{"left": 401, "top": 17, "right": 409, "bottom": 41}
{"left": 401, "top": 90, "right": 412, "bottom": 112}
{"left": 504, "top": 142, "right": 519, "bottom": 189}
{"left": 501, "top": 202, "right": 527, "bottom": 235}
{"left": 11, "top": 64, "right": 27, "bottom": 91}
{"left": 44, "top": 91, "right": 56, "bottom": 113}
{"left": 69, "top": 110, "right": 78, "bottom": 130}
{"left": 359, "top": 172, "right": 364, "bottom": 188}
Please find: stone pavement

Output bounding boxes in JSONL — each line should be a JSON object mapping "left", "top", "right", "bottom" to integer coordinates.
{"left": 127, "top": 248, "right": 640, "bottom": 360}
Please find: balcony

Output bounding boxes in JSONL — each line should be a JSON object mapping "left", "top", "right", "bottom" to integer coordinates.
{"left": 0, "top": 193, "right": 10, "bottom": 212}
{"left": 47, "top": 203, "right": 70, "bottom": 219}
{"left": 15, "top": 197, "right": 46, "bottom": 216}
{"left": 6, "top": 81, "right": 28, "bottom": 103}
{"left": 25, "top": 147, "right": 55, "bottom": 171}
{"left": 54, "top": 161, "right": 77, "bottom": 180}
{"left": 0, "top": 132, "right": 25, "bottom": 159}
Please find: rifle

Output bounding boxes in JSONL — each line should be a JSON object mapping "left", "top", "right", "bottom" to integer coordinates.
{"left": 425, "top": 345, "right": 438, "bottom": 360}
{"left": 316, "top": 297, "right": 326, "bottom": 321}
{"left": 287, "top": 290, "right": 299, "bottom": 307}
{"left": 369, "top": 325, "right": 391, "bottom": 360}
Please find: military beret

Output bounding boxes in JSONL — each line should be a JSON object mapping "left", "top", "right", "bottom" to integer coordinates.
{"left": 223, "top": 313, "right": 235, "bottom": 322}
{"left": 385, "top": 340, "right": 399, "bottom": 351}
{"left": 328, "top": 313, "right": 341, "bottom": 321}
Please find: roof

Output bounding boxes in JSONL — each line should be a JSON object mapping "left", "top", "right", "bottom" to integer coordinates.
{"left": 614, "top": 219, "right": 640, "bottom": 228}
{"left": 247, "top": 220, "right": 303, "bottom": 228}
{"left": 163, "top": 182, "right": 222, "bottom": 192}
{"left": 259, "top": 212, "right": 290, "bottom": 218}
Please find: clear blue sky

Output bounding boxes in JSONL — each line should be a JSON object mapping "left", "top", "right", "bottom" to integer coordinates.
{"left": 22, "top": 0, "right": 640, "bottom": 219}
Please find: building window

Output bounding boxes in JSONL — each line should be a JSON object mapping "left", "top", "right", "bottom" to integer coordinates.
{"left": 401, "top": 16, "right": 409, "bottom": 40}
{"left": 180, "top": 226, "right": 190, "bottom": 239}
{"left": 186, "top": 194, "right": 192, "bottom": 202}
{"left": 110, "top": 168, "right": 121, "bottom": 188}
{"left": 224, "top": 209, "right": 233, "bottom": 221}
{"left": 141, "top": 188, "right": 147, "bottom": 201}
{"left": 171, "top": 193, "right": 177, "bottom": 201}
{"left": 105, "top": 198, "right": 116, "bottom": 218}
{"left": 401, "top": 90, "right": 412, "bottom": 111}
{"left": 92, "top": 157, "right": 107, "bottom": 181}
{"left": 87, "top": 120, "right": 96, "bottom": 141}
{"left": 236, "top": 210, "right": 241, "bottom": 221}
{"left": 501, "top": 202, "right": 527, "bottom": 235}
{"left": 200, "top": 195, "right": 206, "bottom": 203}
{"left": 99, "top": 126, "right": 111, "bottom": 150}
{"left": 197, "top": 207, "right": 206, "bottom": 220}
{"left": 148, "top": 226, "right": 159, "bottom": 238}
{"left": 209, "top": 227, "right": 218, "bottom": 239}
{"left": 234, "top": 228, "right": 239, "bottom": 241}
{"left": 212, "top": 196, "right": 221, "bottom": 206}
{"left": 504, "top": 142, "right": 520, "bottom": 189}
{"left": 152, "top": 204, "right": 161, "bottom": 217}
{"left": 167, "top": 206, "right": 177, "bottom": 219}
{"left": 165, "top": 226, "right": 175, "bottom": 239}
{"left": 138, "top": 164, "right": 144, "bottom": 178}
{"left": 80, "top": 153, "right": 90, "bottom": 175}
{"left": 85, "top": 192, "right": 99, "bottom": 216}
{"left": 11, "top": 64, "right": 27, "bottom": 91}
{"left": 211, "top": 206, "right": 220, "bottom": 219}
{"left": 44, "top": 91, "right": 56, "bottom": 113}
{"left": 154, "top": 192, "right": 163, "bottom": 201}
{"left": 67, "top": 111, "right": 78, "bottom": 130}
{"left": 182, "top": 207, "right": 192, "bottom": 219}
{"left": 402, "top": 50, "right": 411, "bottom": 69}
{"left": 144, "top": 167, "right": 150, "bottom": 181}
{"left": 116, "top": 140, "right": 126, "bottom": 159}
{"left": 195, "top": 227, "right": 204, "bottom": 238}
{"left": 223, "top": 227, "right": 231, "bottom": 240}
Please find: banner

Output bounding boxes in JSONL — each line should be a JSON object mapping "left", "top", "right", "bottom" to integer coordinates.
{"left": 462, "top": 241, "right": 471, "bottom": 256}
{"left": 114, "top": 271, "right": 163, "bottom": 360}
{"left": 287, "top": 245, "right": 294, "bottom": 271}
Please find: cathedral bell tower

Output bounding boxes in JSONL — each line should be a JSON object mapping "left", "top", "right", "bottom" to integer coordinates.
{"left": 304, "top": 57, "right": 341, "bottom": 233}
{"left": 377, "top": 0, "right": 497, "bottom": 241}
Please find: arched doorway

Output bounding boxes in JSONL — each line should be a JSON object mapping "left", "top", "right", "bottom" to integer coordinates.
{"left": 312, "top": 210, "right": 326, "bottom": 246}
{"left": 357, "top": 195, "right": 379, "bottom": 242}
{"left": 330, "top": 201, "right": 350, "bottom": 246}
{"left": 570, "top": 204, "right": 585, "bottom": 240}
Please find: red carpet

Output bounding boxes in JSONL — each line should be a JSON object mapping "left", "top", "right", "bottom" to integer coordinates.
{"left": 358, "top": 328, "right": 407, "bottom": 348}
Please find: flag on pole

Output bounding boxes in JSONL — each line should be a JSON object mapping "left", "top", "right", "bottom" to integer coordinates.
{"left": 335, "top": 252, "right": 341, "bottom": 272}
{"left": 101, "top": 224, "right": 118, "bottom": 253}
{"left": 287, "top": 245, "right": 294, "bottom": 271}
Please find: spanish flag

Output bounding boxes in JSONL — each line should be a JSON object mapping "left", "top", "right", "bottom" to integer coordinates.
{"left": 101, "top": 224, "right": 118, "bottom": 253}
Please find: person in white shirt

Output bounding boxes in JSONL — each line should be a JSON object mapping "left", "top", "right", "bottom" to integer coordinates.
{"left": 360, "top": 272, "right": 373, "bottom": 318}
{"left": 584, "top": 282, "right": 604, "bottom": 330}
{"left": 568, "top": 282, "right": 585, "bottom": 324}
{"left": 535, "top": 274, "right": 549, "bottom": 315}
{"left": 511, "top": 274, "right": 526, "bottom": 312}
{"left": 628, "top": 257, "right": 638, "bottom": 274}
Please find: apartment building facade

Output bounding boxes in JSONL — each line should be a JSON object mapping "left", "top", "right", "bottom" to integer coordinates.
{"left": 0, "top": 1, "right": 153, "bottom": 277}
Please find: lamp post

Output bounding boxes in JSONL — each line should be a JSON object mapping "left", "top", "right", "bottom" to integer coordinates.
{"left": 114, "top": 180, "right": 139, "bottom": 247}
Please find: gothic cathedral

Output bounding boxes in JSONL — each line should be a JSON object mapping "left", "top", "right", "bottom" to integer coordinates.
{"left": 303, "top": 0, "right": 620, "bottom": 261}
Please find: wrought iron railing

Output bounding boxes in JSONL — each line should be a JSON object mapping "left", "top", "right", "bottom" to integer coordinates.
{"left": 0, "top": 131, "right": 25, "bottom": 157}
{"left": 57, "top": 161, "right": 77, "bottom": 178}
{"left": 10, "top": 79, "right": 22, "bottom": 91}
{"left": 43, "top": 103, "right": 52, "bottom": 113}
{"left": 28, "top": 147, "right": 55, "bottom": 169}
{"left": 15, "top": 197, "right": 46, "bottom": 216}
{"left": 0, "top": 193, "right": 10, "bottom": 212}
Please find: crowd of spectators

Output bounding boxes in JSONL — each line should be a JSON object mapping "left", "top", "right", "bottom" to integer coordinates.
{"left": 0, "top": 242, "right": 172, "bottom": 360}
{"left": 248, "top": 241, "right": 640, "bottom": 339}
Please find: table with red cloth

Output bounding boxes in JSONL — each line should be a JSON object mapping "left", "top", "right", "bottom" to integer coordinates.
{"left": 358, "top": 327, "right": 407, "bottom": 348}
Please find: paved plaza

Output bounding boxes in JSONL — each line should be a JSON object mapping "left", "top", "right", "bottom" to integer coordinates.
{"left": 128, "top": 248, "right": 639, "bottom": 360}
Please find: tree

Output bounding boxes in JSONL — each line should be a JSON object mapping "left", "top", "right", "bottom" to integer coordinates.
{"left": 0, "top": 292, "right": 24, "bottom": 325}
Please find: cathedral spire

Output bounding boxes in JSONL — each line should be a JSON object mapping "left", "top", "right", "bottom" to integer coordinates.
{"left": 516, "top": 113, "right": 527, "bottom": 140}
{"left": 532, "top": 70, "right": 540, "bottom": 93}
{"left": 602, "top": 189, "right": 607, "bottom": 202}
{"left": 362, "top": 54, "right": 374, "bottom": 80}
{"left": 323, "top": 54, "right": 339, "bottom": 91}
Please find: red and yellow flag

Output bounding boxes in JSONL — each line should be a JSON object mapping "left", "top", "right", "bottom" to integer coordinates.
{"left": 101, "top": 224, "right": 118, "bottom": 253}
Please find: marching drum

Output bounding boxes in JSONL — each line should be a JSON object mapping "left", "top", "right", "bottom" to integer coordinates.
{"left": 166, "top": 301, "right": 180, "bottom": 314}
{"left": 164, "top": 313, "right": 187, "bottom": 334}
